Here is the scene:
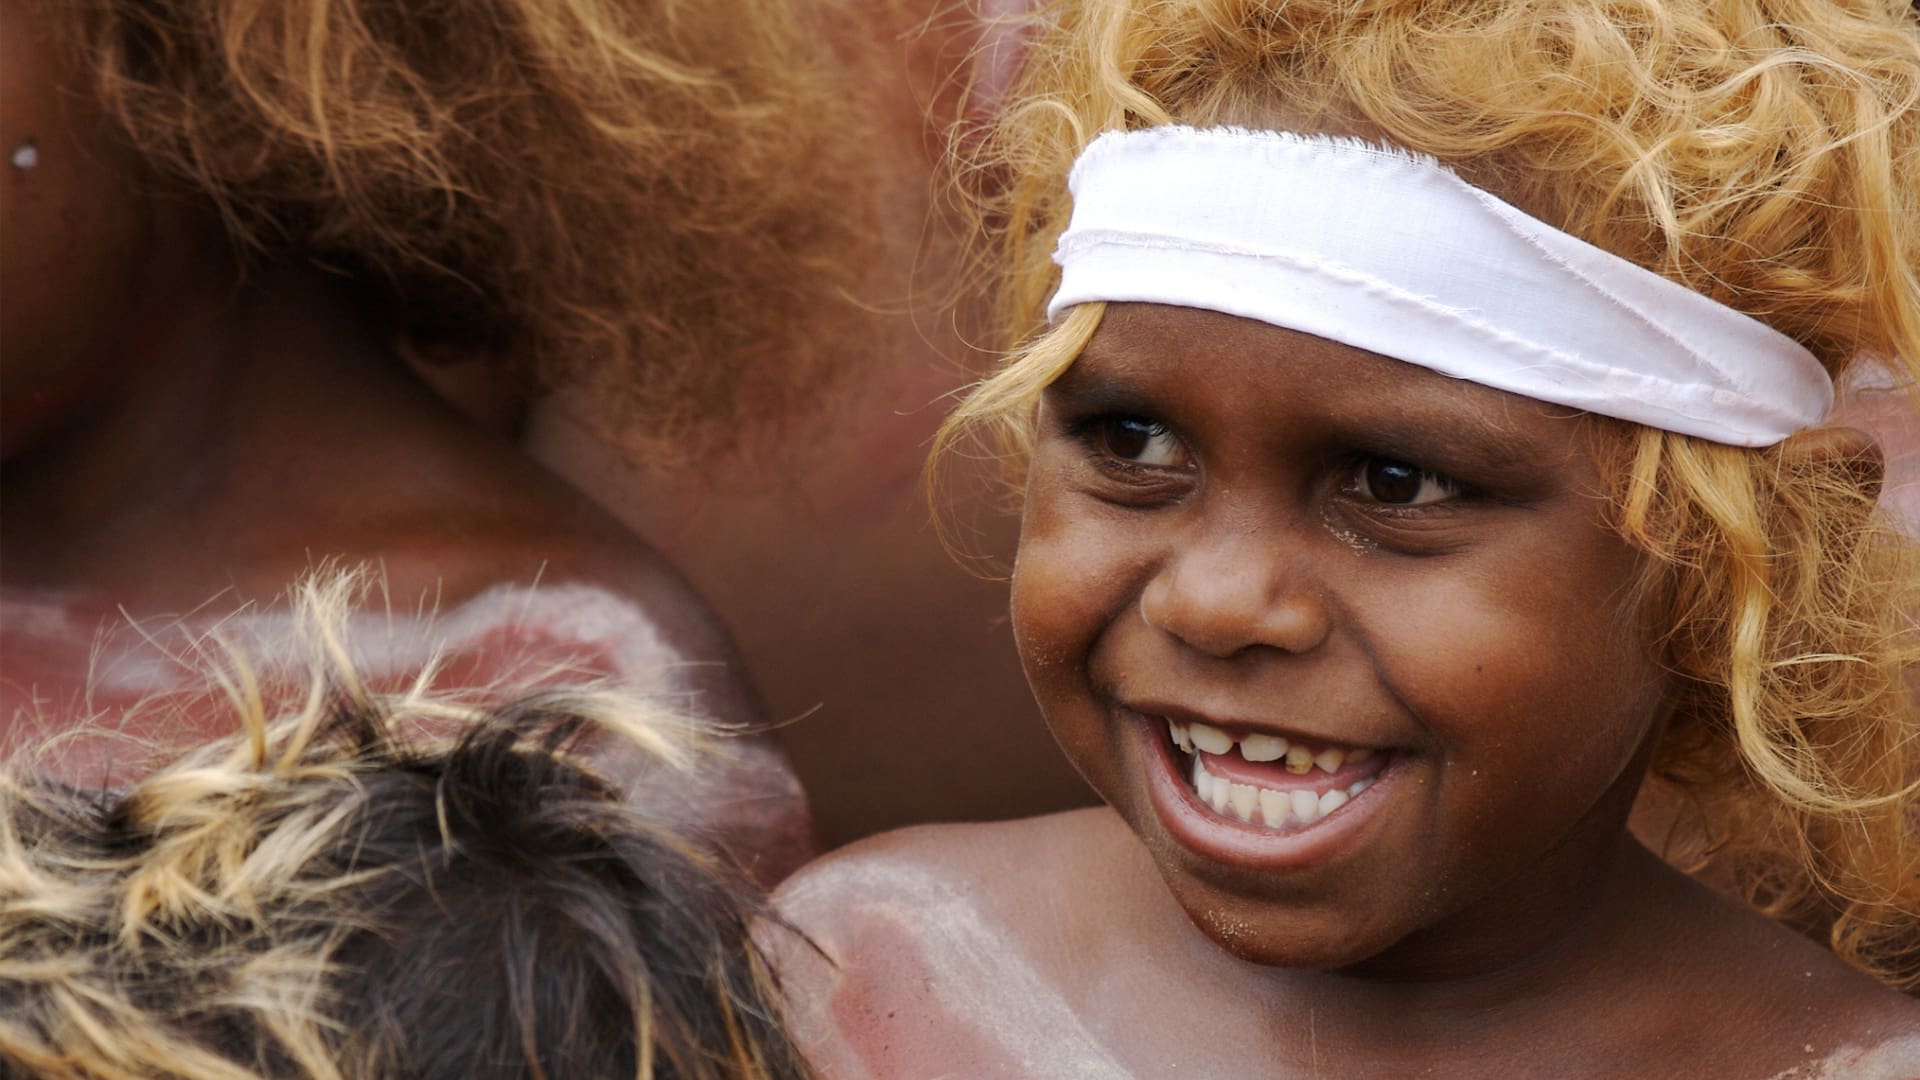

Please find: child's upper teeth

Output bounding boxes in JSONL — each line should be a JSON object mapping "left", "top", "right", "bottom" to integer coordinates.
{"left": 1168, "top": 719, "right": 1195, "bottom": 753}
{"left": 1188, "top": 721, "right": 1235, "bottom": 755}
{"left": 1170, "top": 717, "right": 1366, "bottom": 774}
{"left": 1239, "top": 732, "right": 1288, "bottom": 761}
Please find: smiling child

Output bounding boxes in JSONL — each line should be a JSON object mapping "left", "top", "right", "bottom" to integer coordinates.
{"left": 770, "top": 1, "right": 1920, "bottom": 1075}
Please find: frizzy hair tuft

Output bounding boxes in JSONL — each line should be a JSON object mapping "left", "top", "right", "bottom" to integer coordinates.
{"left": 0, "top": 572, "right": 812, "bottom": 1078}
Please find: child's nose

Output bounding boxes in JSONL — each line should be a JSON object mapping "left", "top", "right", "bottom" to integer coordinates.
{"left": 1137, "top": 537, "right": 1329, "bottom": 659}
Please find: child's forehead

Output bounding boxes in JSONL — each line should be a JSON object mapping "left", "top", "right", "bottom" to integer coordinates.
{"left": 1053, "top": 304, "right": 1607, "bottom": 479}
{"left": 1065, "top": 303, "right": 1570, "bottom": 417}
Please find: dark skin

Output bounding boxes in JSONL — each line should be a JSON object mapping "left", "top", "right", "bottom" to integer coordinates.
{"left": 527, "top": 0, "right": 1092, "bottom": 848}
{"left": 0, "top": 2, "right": 803, "bottom": 877}
{"left": 772, "top": 304, "right": 1917, "bottom": 1076}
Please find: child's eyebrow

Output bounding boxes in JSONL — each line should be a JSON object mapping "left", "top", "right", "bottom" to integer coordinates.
{"left": 1046, "top": 354, "right": 1576, "bottom": 480}
{"left": 1041, "top": 363, "right": 1157, "bottom": 413}
{"left": 1348, "top": 417, "right": 1551, "bottom": 480}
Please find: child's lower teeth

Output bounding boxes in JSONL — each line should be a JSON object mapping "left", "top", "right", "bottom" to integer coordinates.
{"left": 1190, "top": 755, "right": 1375, "bottom": 829}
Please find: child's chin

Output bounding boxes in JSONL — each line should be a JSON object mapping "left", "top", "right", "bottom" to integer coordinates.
{"left": 1181, "top": 897, "right": 1394, "bottom": 971}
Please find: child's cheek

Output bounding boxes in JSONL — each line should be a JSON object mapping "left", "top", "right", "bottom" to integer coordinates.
{"left": 1011, "top": 481, "right": 1165, "bottom": 797}
{"left": 1008, "top": 521, "right": 1095, "bottom": 687}
{"left": 1010, "top": 484, "right": 1134, "bottom": 686}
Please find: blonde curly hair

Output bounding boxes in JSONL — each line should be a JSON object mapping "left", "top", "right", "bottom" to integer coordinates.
{"left": 938, "top": 0, "right": 1920, "bottom": 990}
{"left": 46, "top": 0, "right": 869, "bottom": 459}
{"left": 0, "top": 574, "right": 809, "bottom": 1078}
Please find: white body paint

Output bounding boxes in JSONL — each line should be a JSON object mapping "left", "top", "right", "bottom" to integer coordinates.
{"left": 3, "top": 581, "right": 812, "bottom": 878}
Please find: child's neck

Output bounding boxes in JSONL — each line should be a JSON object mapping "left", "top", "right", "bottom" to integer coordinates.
{"left": 1338, "top": 823, "right": 1656, "bottom": 988}
{"left": 1282, "top": 839, "right": 1666, "bottom": 1001}
{"left": 1105, "top": 795, "right": 1697, "bottom": 1060}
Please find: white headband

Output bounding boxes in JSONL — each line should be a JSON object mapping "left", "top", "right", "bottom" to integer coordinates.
{"left": 1048, "top": 127, "right": 1833, "bottom": 446}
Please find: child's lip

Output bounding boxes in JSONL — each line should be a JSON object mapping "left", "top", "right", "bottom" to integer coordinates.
{"left": 1122, "top": 706, "right": 1406, "bottom": 873}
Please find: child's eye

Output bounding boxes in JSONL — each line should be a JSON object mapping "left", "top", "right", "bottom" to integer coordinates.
{"left": 1351, "top": 458, "right": 1459, "bottom": 506}
{"left": 1085, "top": 416, "right": 1190, "bottom": 468}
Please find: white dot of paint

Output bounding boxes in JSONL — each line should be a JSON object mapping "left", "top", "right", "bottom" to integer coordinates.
{"left": 11, "top": 143, "right": 39, "bottom": 170}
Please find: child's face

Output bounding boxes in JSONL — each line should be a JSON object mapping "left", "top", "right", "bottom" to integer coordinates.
{"left": 1012, "top": 302, "right": 1670, "bottom": 976}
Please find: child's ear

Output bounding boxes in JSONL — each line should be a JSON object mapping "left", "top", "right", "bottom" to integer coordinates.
{"left": 1774, "top": 425, "right": 1884, "bottom": 503}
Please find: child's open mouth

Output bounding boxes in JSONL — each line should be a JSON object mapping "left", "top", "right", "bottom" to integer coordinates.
{"left": 1163, "top": 717, "right": 1390, "bottom": 831}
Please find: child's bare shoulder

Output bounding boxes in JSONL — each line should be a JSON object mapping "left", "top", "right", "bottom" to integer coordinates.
{"left": 769, "top": 809, "right": 1147, "bottom": 1079}
{"left": 1634, "top": 868, "right": 1920, "bottom": 1071}
{"left": 774, "top": 807, "right": 1137, "bottom": 956}
{"left": 1744, "top": 939, "right": 1920, "bottom": 1061}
